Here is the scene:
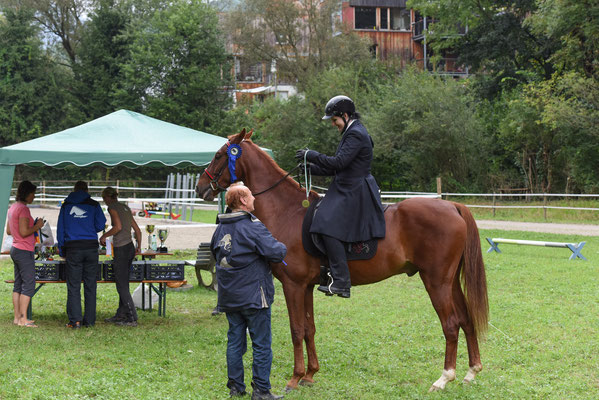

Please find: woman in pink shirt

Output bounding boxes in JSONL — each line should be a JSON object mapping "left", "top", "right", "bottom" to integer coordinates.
{"left": 6, "top": 181, "right": 44, "bottom": 327}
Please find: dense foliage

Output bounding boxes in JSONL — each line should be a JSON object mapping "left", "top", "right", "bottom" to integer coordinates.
{"left": 0, "top": 0, "right": 598, "bottom": 192}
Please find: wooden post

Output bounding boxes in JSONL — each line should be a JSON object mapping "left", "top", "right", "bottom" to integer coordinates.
{"left": 543, "top": 193, "right": 547, "bottom": 220}
{"left": 42, "top": 180, "right": 46, "bottom": 206}
{"left": 436, "top": 177, "right": 442, "bottom": 199}
{"left": 492, "top": 192, "right": 496, "bottom": 218}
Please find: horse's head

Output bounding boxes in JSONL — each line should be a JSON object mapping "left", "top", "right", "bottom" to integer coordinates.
{"left": 196, "top": 128, "right": 253, "bottom": 201}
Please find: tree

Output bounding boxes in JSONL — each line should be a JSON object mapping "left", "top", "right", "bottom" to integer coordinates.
{"left": 117, "top": 0, "right": 232, "bottom": 131}
{"left": 367, "top": 68, "right": 488, "bottom": 191}
{"left": 4, "top": 0, "right": 95, "bottom": 64}
{"left": 528, "top": 0, "right": 599, "bottom": 80}
{"left": 226, "top": 0, "right": 372, "bottom": 89}
{"left": 408, "top": 0, "right": 558, "bottom": 98}
{"left": 73, "top": 0, "right": 133, "bottom": 119}
{"left": 0, "top": 7, "right": 83, "bottom": 146}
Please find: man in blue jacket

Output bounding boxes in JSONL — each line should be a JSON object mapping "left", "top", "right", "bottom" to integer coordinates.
{"left": 57, "top": 181, "right": 106, "bottom": 328}
{"left": 211, "top": 184, "right": 286, "bottom": 400}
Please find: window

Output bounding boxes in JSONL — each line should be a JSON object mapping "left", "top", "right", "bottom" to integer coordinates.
{"left": 380, "top": 8, "right": 389, "bottom": 30}
{"left": 355, "top": 7, "right": 376, "bottom": 30}
{"left": 236, "top": 60, "right": 263, "bottom": 82}
{"left": 391, "top": 7, "right": 410, "bottom": 31}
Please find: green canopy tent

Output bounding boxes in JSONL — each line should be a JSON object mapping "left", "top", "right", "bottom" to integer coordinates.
{"left": 0, "top": 109, "right": 245, "bottom": 242}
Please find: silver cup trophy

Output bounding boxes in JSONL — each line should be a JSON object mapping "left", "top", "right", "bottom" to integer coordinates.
{"left": 145, "top": 225, "right": 155, "bottom": 250}
{"left": 158, "top": 228, "right": 169, "bottom": 253}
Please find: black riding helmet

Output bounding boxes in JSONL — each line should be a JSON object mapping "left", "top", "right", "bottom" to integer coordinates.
{"left": 322, "top": 95, "right": 355, "bottom": 120}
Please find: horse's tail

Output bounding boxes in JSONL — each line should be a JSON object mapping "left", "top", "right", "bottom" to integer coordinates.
{"left": 454, "top": 202, "right": 489, "bottom": 338}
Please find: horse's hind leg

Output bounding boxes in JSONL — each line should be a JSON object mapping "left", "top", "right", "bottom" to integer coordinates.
{"left": 419, "top": 271, "right": 459, "bottom": 391}
{"left": 300, "top": 285, "right": 319, "bottom": 386}
{"left": 452, "top": 276, "right": 483, "bottom": 383}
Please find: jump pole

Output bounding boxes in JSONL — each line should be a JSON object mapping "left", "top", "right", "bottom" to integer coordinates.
{"left": 486, "top": 237, "right": 586, "bottom": 260}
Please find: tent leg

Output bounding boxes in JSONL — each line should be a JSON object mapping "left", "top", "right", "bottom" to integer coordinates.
{"left": 0, "top": 165, "right": 16, "bottom": 245}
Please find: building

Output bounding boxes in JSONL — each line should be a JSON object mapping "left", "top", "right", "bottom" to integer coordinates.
{"left": 341, "top": 1, "right": 468, "bottom": 76}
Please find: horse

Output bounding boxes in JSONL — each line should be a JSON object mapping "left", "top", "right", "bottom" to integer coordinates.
{"left": 196, "top": 128, "right": 489, "bottom": 392}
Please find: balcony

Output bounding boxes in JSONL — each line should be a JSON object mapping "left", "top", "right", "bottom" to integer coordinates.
{"left": 413, "top": 57, "right": 469, "bottom": 77}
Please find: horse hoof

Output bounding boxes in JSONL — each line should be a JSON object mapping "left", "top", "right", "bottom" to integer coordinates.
{"left": 428, "top": 384, "right": 442, "bottom": 392}
{"left": 284, "top": 386, "right": 295, "bottom": 393}
{"left": 299, "top": 379, "right": 315, "bottom": 387}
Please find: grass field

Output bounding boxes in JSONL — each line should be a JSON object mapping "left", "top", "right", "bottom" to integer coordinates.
{"left": 1, "top": 230, "right": 598, "bottom": 399}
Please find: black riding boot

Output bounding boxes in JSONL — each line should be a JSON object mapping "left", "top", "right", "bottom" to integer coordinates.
{"left": 317, "top": 235, "right": 351, "bottom": 298}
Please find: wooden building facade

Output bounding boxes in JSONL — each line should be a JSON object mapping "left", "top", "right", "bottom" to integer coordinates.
{"left": 341, "top": 0, "right": 468, "bottom": 76}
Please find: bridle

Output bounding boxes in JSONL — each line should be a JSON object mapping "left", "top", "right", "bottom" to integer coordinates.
{"left": 202, "top": 140, "right": 303, "bottom": 196}
{"left": 202, "top": 141, "right": 231, "bottom": 192}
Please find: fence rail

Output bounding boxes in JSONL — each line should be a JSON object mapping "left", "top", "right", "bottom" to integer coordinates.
{"left": 10, "top": 181, "right": 599, "bottom": 220}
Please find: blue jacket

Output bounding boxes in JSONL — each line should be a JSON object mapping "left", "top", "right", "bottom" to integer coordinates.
{"left": 57, "top": 191, "right": 107, "bottom": 256}
{"left": 307, "top": 119, "right": 386, "bottom": 242}
{"left": 211, "top": 211, "right": 287, "bottom": 312}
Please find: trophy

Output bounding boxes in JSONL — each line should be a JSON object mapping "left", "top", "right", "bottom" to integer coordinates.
{"left": 145, "top": 225, "right": 156, "bottom": 251}
{"left": 157, "top": 229, "right": 169, "bottom": 253}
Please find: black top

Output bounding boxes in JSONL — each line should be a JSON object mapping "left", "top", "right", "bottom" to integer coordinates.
{"left": 306, "top": 120, "right": 386, "bottom": 242}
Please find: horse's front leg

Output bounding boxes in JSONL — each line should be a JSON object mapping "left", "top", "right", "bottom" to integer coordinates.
{"left": 299, "top": 284, "right": 319, "bottom": 386}
{"left": 282, "top": 281, "right": 308, "bottom": 391}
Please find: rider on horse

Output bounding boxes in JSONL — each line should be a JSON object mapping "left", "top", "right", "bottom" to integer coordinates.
{"left": 296, "top": 95, "right": 386, "bottom": 298}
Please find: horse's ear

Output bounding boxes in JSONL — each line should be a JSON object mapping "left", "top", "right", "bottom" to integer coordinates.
{"left": 229, "top": 128, "right": 246, "bottom": 144}
{"left": 245, "top": 129, "right": 254, "bottom": 140}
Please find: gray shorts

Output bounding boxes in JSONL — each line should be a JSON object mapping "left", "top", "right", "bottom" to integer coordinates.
{"left": 10, "top": 247, "right": 36, "bottom": 297}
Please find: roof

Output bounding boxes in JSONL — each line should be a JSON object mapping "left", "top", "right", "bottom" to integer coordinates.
{"left": 0, "top": 110, "right": 229, "bottom": 168}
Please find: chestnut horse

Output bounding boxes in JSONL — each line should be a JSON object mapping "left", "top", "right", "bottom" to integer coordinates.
{"left": 196, "top": 129, "right": 488, "bottom": 392}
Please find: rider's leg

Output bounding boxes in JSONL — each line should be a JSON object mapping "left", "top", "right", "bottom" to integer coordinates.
{"left": 318, "top": 235, "right": 351, "bottom": 297}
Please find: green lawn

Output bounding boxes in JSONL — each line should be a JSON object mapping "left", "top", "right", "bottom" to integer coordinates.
{"left": 1, "top": 230, "right": 598, "bottom": 399}
{"left": 144, "top": 208, "right": 218, "bottom": 223}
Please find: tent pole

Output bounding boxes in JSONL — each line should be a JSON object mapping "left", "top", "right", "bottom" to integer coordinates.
{"left": 0, "top": 165, "right": 16, "bottom": 245}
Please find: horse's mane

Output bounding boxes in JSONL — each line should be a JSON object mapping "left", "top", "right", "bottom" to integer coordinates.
{"left": 243, "top": 139, "right": 319, "bottom": 198}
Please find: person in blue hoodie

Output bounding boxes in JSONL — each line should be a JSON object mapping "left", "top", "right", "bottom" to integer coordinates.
{"left": 57, "top": 181, "right": 106, "bottom": 328}
{"left": 211, "top": 184, "right": 286, "bottom": 400}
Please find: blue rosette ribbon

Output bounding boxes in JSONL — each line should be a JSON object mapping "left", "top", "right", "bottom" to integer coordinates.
{"left": 227, "top": 144, "right": 243, "bottom": 182}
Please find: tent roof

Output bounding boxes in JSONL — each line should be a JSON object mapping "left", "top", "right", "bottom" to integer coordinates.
{"left": 0, "top": 110, "right": 231, "bottom": 168}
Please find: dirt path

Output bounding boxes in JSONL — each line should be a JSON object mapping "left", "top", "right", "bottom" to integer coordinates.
{"left": 475, "top": 220, "right": 599, "bottom": 236}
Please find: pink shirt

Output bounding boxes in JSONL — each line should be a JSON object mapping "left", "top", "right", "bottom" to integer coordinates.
{"left": 7, "top": 202, "right": 35, "bottom": 252}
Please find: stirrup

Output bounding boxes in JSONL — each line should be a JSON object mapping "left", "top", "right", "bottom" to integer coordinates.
{"left": 316, "top": 272, "right": 334, "bottom": 296}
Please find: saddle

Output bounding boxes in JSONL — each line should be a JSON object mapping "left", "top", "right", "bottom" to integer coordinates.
{"left": 301, "top": 197, "right": 380, "bottom": 262}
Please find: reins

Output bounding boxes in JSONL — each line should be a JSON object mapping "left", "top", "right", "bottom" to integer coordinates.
{"left": 203, "top": 140, "right": 309, "bottom": 198}
{"left": 252, "top": 164, "right": 302, "bottom": 196}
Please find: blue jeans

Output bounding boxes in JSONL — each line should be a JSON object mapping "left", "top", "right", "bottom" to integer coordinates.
{"left": 225, "top": 307, "right": 273, "bottom": 393}
{"left": 66, "top": 247, "right": 99, "bottom": 326}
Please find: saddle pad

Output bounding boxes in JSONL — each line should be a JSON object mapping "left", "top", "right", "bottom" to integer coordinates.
{"left": 301, "top": 198, "right": 380, "bottom": 261}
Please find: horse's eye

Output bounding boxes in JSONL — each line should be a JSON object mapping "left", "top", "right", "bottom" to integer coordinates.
{"left": 215, "top": 153, "right": 221, "bottom": 160}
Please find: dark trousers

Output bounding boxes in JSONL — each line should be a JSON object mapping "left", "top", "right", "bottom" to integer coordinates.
{"left": 10, "top": 247, "right": 36, "bottom": 297}
{"left": 66, "top": 248, "right": 99, "bottom": 326}
{"left": 225, "top": 308, "right": 273, "bottom": 393}
{"left": 113, "top": 242, "right": 138, "bottom": 322}
{"left": 322, "top": 234, "right": 351, "bottom": 290}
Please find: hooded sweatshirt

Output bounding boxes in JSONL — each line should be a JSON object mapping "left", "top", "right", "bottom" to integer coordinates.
{"left": 57, "top": 191, "right": 107, "bottom": 255}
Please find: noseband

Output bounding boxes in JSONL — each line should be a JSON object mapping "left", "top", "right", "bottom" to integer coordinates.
{"left": 202, "top": 141, "right": 232, "bottom": 192}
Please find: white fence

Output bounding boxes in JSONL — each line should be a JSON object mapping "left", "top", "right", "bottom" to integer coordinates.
{"left": 11, "top": 181, "right": 599, "bottom": 220}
